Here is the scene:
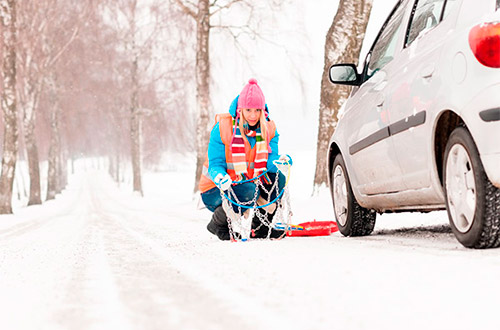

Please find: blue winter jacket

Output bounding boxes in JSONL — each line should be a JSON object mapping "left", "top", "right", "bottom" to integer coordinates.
{"left": 207, "top": 96, "right": 280, "bottom": 182}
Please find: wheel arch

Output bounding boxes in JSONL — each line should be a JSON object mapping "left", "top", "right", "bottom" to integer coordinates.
{"left": 327, "top": 142, "right": 342, "bottom": 185}
{"left": 434, "top": 110, "right": 466, "bottom": 187}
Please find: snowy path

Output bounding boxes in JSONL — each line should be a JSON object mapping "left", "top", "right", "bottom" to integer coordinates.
{"left": 1, "top": 170, "right": 500, "bottom": 330}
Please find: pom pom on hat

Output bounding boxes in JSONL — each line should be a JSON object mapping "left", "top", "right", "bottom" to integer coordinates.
{"left": 237, "top": 78, "right": 265, "bottom": 110}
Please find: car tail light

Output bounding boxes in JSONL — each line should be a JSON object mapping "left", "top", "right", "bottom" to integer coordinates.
{"left": 469, "top": 22, "right": 500, "bottom": 68}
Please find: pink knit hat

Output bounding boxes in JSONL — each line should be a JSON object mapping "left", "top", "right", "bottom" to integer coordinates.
{"left": 237, "top": 78, "right": 265, "bottom": 109}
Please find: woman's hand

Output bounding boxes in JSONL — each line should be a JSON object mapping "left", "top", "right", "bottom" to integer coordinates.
{"left": 274, "top": 154, "right": 293, "bottom": 173}
{"left": 214, "top": 173, "right": 232, "bottom": 191}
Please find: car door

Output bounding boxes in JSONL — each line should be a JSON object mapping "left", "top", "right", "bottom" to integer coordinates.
{"left": 387, "top": 0, "right": 460, "bottom": 191}
{"left": 343, "top": 0, "right": 411, "bottom": 196}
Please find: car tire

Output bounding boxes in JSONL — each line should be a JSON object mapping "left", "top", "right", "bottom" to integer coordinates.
{"left": 331, "top": 154, "right": 376, "bottom": 237}
{"left": 443, "top": 127, "right": 500, "bottom": 248}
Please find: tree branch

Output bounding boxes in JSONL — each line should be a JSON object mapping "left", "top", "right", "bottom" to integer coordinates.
{"left": 209, "top": 0, "right": 243, "bottom": 17}
{"left": 173, "top": 0, "right": 196, "bottom": 19}
{"left": 47, "top": 26, "right": 79, "bottom": 67}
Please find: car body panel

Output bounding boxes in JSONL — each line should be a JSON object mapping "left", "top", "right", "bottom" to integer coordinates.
{"left": 327, "top": 0, "right": 500, "bottom": 213}
{"left": 389, "top": 0, "right": 452, "bottom": 192}
{"left": 338, "top": 67, "right": 407, "bottom": 196}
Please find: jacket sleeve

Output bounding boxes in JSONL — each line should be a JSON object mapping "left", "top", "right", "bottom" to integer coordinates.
{"left": 266, "top": 128, "right": 280, "bottom": 173}
{"left": 207, "top": 122, "right": 228, "bottom": 182}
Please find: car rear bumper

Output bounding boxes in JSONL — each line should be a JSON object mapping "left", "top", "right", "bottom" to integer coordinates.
{"left": 460, "top": 83, "right": 500, "bottom": 187}
{"left": 481, "top": 153, "right": 500, "bottom": 188}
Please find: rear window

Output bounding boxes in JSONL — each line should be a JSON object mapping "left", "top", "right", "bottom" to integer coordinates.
{"left": 497, "top": 0, "right": 500, "bottom": 10}
{"left": 407, "top": 0, "right": 446, "bottom": 46}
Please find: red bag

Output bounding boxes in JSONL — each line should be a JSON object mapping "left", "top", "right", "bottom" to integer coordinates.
{"left": 286, "top": 220, "right": 338, "bottom": 237}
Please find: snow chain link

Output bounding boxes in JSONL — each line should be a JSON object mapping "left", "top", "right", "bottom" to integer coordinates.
{"left": 219, "top": 163, "right": 292, "bottom": 241}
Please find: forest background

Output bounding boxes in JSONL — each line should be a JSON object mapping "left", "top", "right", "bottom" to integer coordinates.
{"left": 0, "top": 0, "right": 397, "bottom": 213}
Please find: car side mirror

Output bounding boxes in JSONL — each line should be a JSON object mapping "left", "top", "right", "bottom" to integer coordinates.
{"left": 329, "top": 64, "right": 361, "bottom": 86}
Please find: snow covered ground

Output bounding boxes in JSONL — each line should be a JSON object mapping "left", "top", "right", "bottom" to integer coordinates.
{"left": 2, "top": 1, "right": 499, "bottom": 329}
{"left": 2, "top": 152, "right": 500, "bottom": 330}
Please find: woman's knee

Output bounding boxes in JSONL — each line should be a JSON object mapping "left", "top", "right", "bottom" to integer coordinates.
{"left": 233, "top": 182, "right": 258, "bottom": 203}
{"left": 201, "top": 187, "right": 222, "bottom": 212}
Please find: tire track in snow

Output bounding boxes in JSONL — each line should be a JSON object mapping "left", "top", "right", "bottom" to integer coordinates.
{"left": 78, "top": 173, "right": 258, "bottom": 330}
{"left": 0, "top": 176, "right": 85, "bottom": 242}
{"left": 86, "top": 175, "right": 301, "bottom": 330}
{"left": 52, "top": 213, "right": 132, "bottom": 330}
{"left": 0, "top": 182, "right": 91, "bottom": 329}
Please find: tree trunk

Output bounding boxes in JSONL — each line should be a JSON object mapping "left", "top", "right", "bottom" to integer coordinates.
{"left": 25, "top": 126, "right": 42, "bottom": 204}
{"left": 23, "top": 85, "right": 42, "bottom": 205}
{"left": 109, "top": 150, "right": 120, "bottom": 182}
{"left": 46, "top": 77, "right": 61, "bottom": 200}
{"left": 58, "top": 150, "right": 67, "bottom": 192}
{"left": 116, "top": 153, "right": 120, "bottom": 182}
{"left": 109, "top": 155, "right": 115, "bottom": 179}
{"left": 0, "top": 0, "right": 18, "bottom": 214}
{"left": 313, "top": 0, "right": 373, "bottom": 188}
{"left": 128, "top": 0, "right": 143, "bottom": 196}
{"left": 130, "top": 53, "right": 143, "bottom": 196}
{"left": 193, "top": 0, "right": 211, "bottom": 192}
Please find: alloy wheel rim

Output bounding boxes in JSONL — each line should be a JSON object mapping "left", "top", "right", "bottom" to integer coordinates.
{"left": 445, "top": 144, "right": 477, "bottom": 233}
{"left": 333, "top": 165, "right": 348, "bottom": 226}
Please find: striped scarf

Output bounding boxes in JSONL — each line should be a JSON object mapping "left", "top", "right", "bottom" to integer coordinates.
{"left": 230, "top": 119, "right": 268, "bottom": 180}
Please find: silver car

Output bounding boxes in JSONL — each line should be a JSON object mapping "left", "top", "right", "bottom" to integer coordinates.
{"left": 327, "top": 0, "right": 500, "bottom": 248}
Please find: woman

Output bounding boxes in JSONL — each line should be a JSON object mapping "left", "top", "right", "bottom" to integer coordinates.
{"left": 199, "top": 78, "right": 291, "bottom": 240}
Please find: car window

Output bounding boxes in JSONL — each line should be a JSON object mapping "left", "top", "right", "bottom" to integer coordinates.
{"left": 406, "top": 0, "right": 446, "bottom": 46}
{"left": 367, "top": 1, "right": 408, "bottom": 79}
{"left": 497, "top": 0, "right": 500, "bottom": 10}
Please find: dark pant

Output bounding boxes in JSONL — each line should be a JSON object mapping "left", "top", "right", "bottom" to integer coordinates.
{"left": 201, "top": 172, "right": 286, "bottom": 213}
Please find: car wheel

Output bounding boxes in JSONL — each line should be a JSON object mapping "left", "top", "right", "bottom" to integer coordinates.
{"left": 443, "top": 127, "right": 500, "bottom": 248}
{"left": 332, "top": 154, "right": 376, "bottom": 236}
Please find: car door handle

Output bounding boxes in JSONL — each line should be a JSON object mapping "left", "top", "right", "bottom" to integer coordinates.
{"left": 421, "top": 64, "right": 435, "bottom": 78}
{"left": 376, "top": 93, "right": 385, "bottom": 107}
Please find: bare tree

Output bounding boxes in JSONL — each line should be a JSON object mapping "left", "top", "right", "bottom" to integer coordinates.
{"left": 41, "top": 1, "right": 86, "bottom": 200}
{"left": 45, "top": 74, "right": 62, "bottom": 200}
{"left": 172, "top": 0, "right": 211, "bottom": 193}
{"left": 172, "top": 0, "right": 285, "bottom": 192}
{"left": 16, "top": 0, "right": 52, "bottom": 205}
{"left": 101, "top": 0, "right": 170, "bottom": 195}
{"left": 313, "top": 0, "right": 373, "bottom": 189}
{"left": 0, "top": 0, "right": 18, "bottom": 214}
{"left": 58, "top": 5, "right": 129, "bottom": 183}
{"left": 15, "top": 0, "right": 88, "bottom": 203}
{"left": 130, "top": 15, "right": 142, "bottom": 195}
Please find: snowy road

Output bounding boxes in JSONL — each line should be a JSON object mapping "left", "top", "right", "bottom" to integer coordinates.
{"left": 1, "top": 170, "right": 500, "bottom": 330}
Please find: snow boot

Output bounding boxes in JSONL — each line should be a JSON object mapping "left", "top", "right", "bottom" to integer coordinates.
{"left": 251, "top": 208, "right": 285, "bottom": 239}
{"left": 207, "top": 205, "right": 230, "bottom": 241}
